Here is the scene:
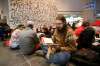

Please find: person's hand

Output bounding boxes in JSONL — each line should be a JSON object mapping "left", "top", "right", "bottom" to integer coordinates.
{"left": 61, "top": 47, "right": 66, "bottom": 50}
{"left": 48, "top": 46, "right": 52, "bottom": 54}
{"left": 46, "top": 46, "right": 53, "bottom": 59}
{"left": 60, "top": 47, "right": 71, "bottom": 53}
{"left": 51, "top": 47, "right": 56, "bottom": 53}
{"left": 48, "top": 45, "right": 56, "bottom": 54}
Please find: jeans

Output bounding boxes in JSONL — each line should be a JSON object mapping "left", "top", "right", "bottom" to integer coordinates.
{"left": 41, "top": 45, "right": 71, "bottom": 66}
{"left": 48, "top": 52, "right": 71, "bottom": 66}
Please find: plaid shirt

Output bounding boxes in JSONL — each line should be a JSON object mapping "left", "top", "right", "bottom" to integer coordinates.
{"left": 52, "top": 29, "right": 76, "bottom": 52}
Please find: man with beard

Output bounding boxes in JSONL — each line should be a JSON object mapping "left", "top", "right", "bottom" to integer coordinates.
{"left": 46, "top": 14, "right": 76, "bottom": 66}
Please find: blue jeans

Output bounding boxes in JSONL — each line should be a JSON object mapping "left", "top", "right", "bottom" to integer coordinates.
{"left": 10, "top": 41, "right": 19, "bottom": 49}
{"left": 48, "top": 52, "right": 71, "bottom": 66}
{"left": 41, "top": 45, "right": 71, "bottom": 66}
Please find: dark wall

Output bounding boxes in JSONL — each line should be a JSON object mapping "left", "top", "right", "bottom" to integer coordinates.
{"left": 96, "top": 0, "right": 100, "bottom": 13}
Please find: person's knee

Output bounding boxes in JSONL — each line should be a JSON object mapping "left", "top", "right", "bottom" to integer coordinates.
{"left": 64, "top": 52, "right": 71, "bottom": 59}
{"left": 60, "top": 52, "right": 71, "bottom": 59}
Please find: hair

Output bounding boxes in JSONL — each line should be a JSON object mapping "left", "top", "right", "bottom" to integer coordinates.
{"left": 82, "top": 21, "right": 90, "bottom": 27}
{"left": 43, "top": 27, "right": 49, "bottom": 32}
{"left": 27, "top": 24, "right": 33, "bottom": 29}
{"left": 16, "top": 24, "right": 25, "bottom": 29}
{"left": 56, "top": 14, "right": 66, "bottom": 24}
{"left": 56, "top": 14, "right": 67, "bottom": 33}
{"left": 77, "top": 27, "right": 95, "bottom": 49}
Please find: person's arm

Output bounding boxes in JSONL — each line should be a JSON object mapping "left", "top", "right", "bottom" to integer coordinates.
{"left": 60, "top": 45, "right": 77, "bottom": 53}
{"left": 46, "top": 46, "right": 56, "bottom": 59}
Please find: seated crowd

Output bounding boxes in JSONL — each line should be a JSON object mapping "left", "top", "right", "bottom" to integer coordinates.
{"left": 0, "top": 14, "right": 100, "bottom": 66}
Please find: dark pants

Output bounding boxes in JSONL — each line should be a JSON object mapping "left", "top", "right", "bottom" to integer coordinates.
{"left": 0, "top": 34, "right": 4, "bottom": 41}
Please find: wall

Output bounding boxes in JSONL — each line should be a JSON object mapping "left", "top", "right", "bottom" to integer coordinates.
{"left": 3, "top": 0, "right": 9, "bottom": 18}
{"left": 81, "top": 0, "right": 96, "bottom": 22}
{"left": 1, "top": 0, "right": 91, "bottom": 28}
{"left": 8, "top": 0, "right": 57, "bottom": 29}
{"left": 0, "top": 0, "right": 9, "bottom": 21}
{"left": 96, "top": 0, "right": 100, "bottom": 17}
{"left": 0, "top": 0, "right": 4, "bottom": 19}
{"left": 0, "top": 0, "right": 3, "bottom": 11}
{"left": 96, "top": 0, "right": 100, "bottom": 11}
{"left": 1, "top": 0, "right": 85, "bottom": 16}
{"left": 56, "top": 0, "right": 84, "bottom": 11}
{"left": 56, "top": 0, "right": 84, "bottom": 15}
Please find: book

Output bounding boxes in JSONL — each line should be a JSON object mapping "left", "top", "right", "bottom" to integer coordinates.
{"left": 42, "top": 37, "right": 53, "bottom": 44}
{"left": 41, "top": 37, "right": 59, "bottom": 45}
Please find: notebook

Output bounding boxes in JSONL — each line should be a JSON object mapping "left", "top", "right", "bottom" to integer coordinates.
{"left": 41, "top": 37, "right": 59, "bottom": 45}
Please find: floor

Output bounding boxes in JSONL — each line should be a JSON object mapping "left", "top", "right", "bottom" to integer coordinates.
{"left": 0, "top": 46, "right": 49, "bottom": 66}
{"left": 0, "top": 41, "right": 75, "bottom": 66}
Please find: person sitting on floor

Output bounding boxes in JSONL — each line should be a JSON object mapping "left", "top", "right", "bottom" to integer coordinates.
{"left": 74, "top": 21, "right": 90, "bottom": 37}
{"left": 18, "top": 21, "right": 39, "bottom": 55}
{"left": 10, "top": 24, "right": 25, "bottom": 49}
{"left": 45, "top": 14, "right": 77, "bottom": 66}
{"left": 72, "top": 27, "right": 100, "bottom": 66}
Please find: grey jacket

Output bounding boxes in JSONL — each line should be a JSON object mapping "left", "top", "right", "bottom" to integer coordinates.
{"left": 18, "top": 27, "right": 38, "bottom": 55}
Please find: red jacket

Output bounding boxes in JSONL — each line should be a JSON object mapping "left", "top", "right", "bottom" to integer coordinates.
{"left": 75, "top": 26, "right": 85, "bottom": 36}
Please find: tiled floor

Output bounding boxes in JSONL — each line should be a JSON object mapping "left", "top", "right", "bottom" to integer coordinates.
{"left": 0, "top": 44, "right": 75, "bottom": 66}
{"left": 0, "top": 46, "right": 49, "bottom": 66}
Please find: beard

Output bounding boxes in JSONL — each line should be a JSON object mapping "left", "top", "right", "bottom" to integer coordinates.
{"left": 57, "top": 26, "right": 65, "bottom": 33}
{"left": 57, "top": 27, "right": 62, "bottom": 31}
{"left": 56, "top": 25, "right": 67, "bottom": 33}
